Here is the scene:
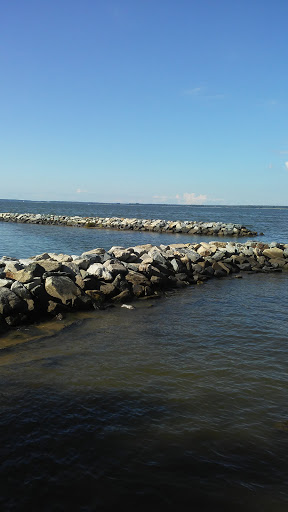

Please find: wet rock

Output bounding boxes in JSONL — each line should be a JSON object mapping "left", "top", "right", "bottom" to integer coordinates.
{"left": 85, "top": 290, "right": 104, "bottom": 304}
{"left": 111, "top": 289, "right": 131, "bottom": 302}
{"left": 99, "top": 283, "right": 118, "bottom": 297}
{"left": 5, "top": 313, "right": 29, "bottom": 326}
{"left": 47, "top": 301, "right": 68, "bottom": 315}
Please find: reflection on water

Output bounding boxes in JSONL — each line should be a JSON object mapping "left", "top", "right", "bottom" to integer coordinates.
{"left": 1, "top": 273, "right": 288, "bottom": 511}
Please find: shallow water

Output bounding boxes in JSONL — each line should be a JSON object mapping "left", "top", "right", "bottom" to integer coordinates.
{"left": 1, "top": 273, "right": 288, "bottom": 511}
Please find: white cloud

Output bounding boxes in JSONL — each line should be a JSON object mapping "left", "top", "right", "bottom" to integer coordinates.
{"left": 183, "top": 87, "right": 224, "bottom": 100}
{"left": 184, "top": 87, "right": 202, "bottom": 96}
{"left": 285, "top": 162, "right": 288, "bottom": 170}
{"left": 76, "top": 188, "right": 88, "bottom": 194}
{"left": 176, "top": 193, "right": 207, "bottom": 205}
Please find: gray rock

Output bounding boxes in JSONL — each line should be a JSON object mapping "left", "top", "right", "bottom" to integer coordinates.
{"left": 0, "top": 279, "right": 13, "bottom": 288}
{"left": 32, "top": 253, "right": 52, "bottom": 261}
{"left": 170, "top": 258, "right": 182, "bottom": 272}
{"left": 148, "top": 248, "right": 167, "bottom": 266}
{"left": 48, "top": 253, "right": 73, "bottom": 263}
{"left": 86, "top": 263, "right": 113, "bottom": 281}
{"left": 45, "top": 276, "right": 82, "bottom": 305}
{"left": 0, "top": 287, "right": 27, "bottom": 316}
{"left": 24, "top": 277, "right": 42, "bottom": 290}
{"left": 11, "top": 281, "right": 34, "bottom": 311}
{"left": 125, "top": 271, "right": 151, "bottom": 287}
{"left": 111, "top": 289, "right": 131, "bottom": 302}
{"left": 103, "top": 260, "right": 128, "bottom": 276}
{"left": 108, "top": 247, "right": 132, "bottom": 261}
{"left": 37, "top": 260, "right": 62, "bottom": 272}
{"left": 99, "top": 283, "right": 118, "bottom": 297}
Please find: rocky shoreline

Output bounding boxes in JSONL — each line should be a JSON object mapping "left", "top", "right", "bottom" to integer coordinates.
{"left": 0, "top": 240, "right": 287, "bottom": 332}
{"left": 0, "top": 212, "right": 258, "bottom": 237}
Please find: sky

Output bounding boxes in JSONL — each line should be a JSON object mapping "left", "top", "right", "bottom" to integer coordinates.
{"left": 1, "top": 0, "right": 288, "bottom": 205}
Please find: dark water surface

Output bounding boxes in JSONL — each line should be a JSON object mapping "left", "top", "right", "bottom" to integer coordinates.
{"left": 0, "top": 201, "right": 288, "bottom": 511}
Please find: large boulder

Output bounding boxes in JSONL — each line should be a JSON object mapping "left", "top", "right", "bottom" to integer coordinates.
{"left": 0, "top": 287, "right": 27, "bottom": 316}
{"left": 108, "top": 247, "right": 132, "bottom": 261}
{"left": 125, "top": 271, "right": 151, "bottom": 287}
{"left": 45, "top": 276, "right": 82, "bottom": 305}
{"left": 11, "top": 281, "right": 34, "bottom": 311}
{"left": 263, "top": 248, "right": 284, "bottom": 259}
{"left": 103, "top": 260, "right": 128, "bottom": 276}
{"left": 6, "top": 263, "right": 44, "bottom": 283}
{"left": 37, "top": 260, "right": 62, "bottom": 272}
{"left": 86, "top": 263, "right": 113, "bottom": 281}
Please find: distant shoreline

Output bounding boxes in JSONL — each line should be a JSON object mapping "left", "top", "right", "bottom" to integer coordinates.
{"left": 1, "top": 198, "right": 288, "bottom": 208}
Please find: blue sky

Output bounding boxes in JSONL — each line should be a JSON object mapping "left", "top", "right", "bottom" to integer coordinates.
{"left": 1, "top": 0, "right": 288, "bottom": 205}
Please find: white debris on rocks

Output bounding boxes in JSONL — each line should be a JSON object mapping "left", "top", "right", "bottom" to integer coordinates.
{"left": 0, "top": 240, "right": 287, "bottom": 330}
{"left": 0, "top": 212, "right": 258, "bottom": 237}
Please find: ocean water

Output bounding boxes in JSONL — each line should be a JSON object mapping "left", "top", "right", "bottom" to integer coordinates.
{"left": 0, "top": 200, "right": 288, "bottom": 511}
{"left": 0, "top": 200, "right": 288, "bottom": 258}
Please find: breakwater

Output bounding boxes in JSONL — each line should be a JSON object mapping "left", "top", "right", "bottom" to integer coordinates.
{"left": 1, "top": 240, "right": 287, "bottom": 330}
{"left": 0, "top": 212, "right": 258, "bottom": 237}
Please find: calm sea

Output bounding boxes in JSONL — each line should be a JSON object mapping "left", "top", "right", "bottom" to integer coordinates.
{"left": 1, "top": 200, "right": 288, "bottom": 511}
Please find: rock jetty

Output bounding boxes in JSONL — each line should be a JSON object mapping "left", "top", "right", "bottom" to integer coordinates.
{"left": 0, "top": 212, "right": 258, "bottom": 237}
{"left": 1, "top": 241, "right": 287, "bottom": 331}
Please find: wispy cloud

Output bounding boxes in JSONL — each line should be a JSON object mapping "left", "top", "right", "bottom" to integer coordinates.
{"left": 261, "top": 98, "right": 288, "bottom": 108}
{"left": 184, "top": 87, "right": 203, "bottom": 96}
{"left": 176, "top": 192, "right": 207, "bottom": 205}
{"left": 267, "top": 99, "right": 278, "bottom": 106}
{"left": 76, "top": 188, "right": 88, "bottom": 194}
{"left": 183, "top": 86, "right": 224, "bottom": 100}
{"left": 285, "top": 162, "right": 288, "bottom": 171}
